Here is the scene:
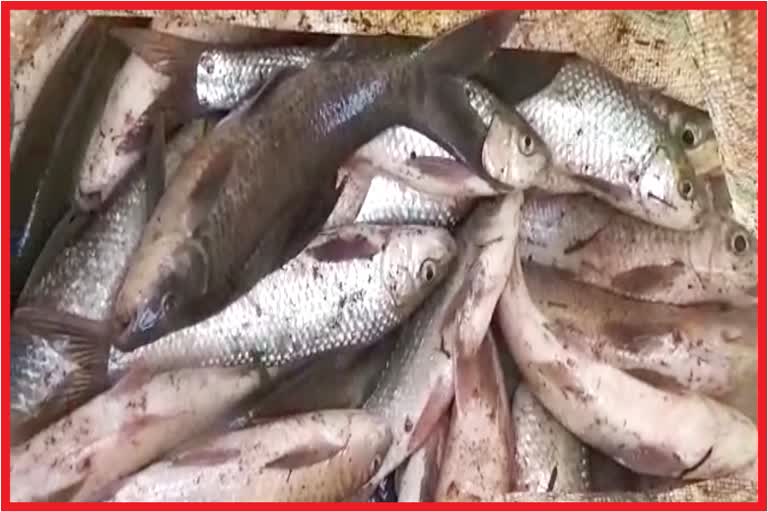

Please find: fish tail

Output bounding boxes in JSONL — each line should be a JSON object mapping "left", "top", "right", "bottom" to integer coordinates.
{"left": 12, "top": 306, "right": 111, "bottom": 416}
{"left": 416, "top": 10, "right": 522, "bottom": 77}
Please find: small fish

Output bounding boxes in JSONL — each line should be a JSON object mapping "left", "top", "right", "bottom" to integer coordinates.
{"left": 518, "top": 193, "right": 757, "bottom": 305}
{"left": 10, "top": 308, "right": 110, "bottom": 446}
{"left": 435, "top": 334, "right": 515, "bottom": 501}
{"left": 517, "top": 57, "right": 707, "bottom": 231}
{"left": 511, "top": 383, "right": 590, "bottom": 493}
{"left": 111, "top": 11, "right": 523, "bottom": 351}
{"left": 395, "top": 413, "right": 449, "bottom": 502}
{"left": 109, "top": 224, "right": 456, "bottom": 375}
{"left": 363, "top": 193, "right": 525, "bottom": 494}
{"left": 633, "top": 86, "right": 721, "bottom": 176}
{"left": 495, "top": 254, "right": 757, "bottom": 480}
{"left": 11, "top": 18, "right": 130, "bottom": 303}
{"left": 525, "top": 263, "right": 757, "bottom": 398}
{"left": 10, "top": 366, "right": 269, "bottom": 502}
{"left": 75, "top": 20, "right": 285, "bottom": 210}
{"left": 461, "top": 479, "right": 757, "bottom": 502}
{"left": 107, "top": 410, "right": 392, "bottom": 502}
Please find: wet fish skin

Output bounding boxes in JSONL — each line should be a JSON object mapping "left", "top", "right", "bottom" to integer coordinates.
{"left": 10, "top": 366, "right": 268, "bottom": 502}
{"left": 525, "top": 263, "right": 757, "bottom": 398}
{"left": 395, "top": 413, "right": 449, "bottom": 502}
{"left": 11, "top": 18, "right": 130, "bottom": 303}
{"left": 518, "top": 57, "right": 707, "bottom": 231}
{"left": 112, "top": 12, "right": 522, "bottom": 351}
{"left": 519, "top": 193, "right": 757, "bottom": 306}
{"left": 109, "top": 224, "right": 456, "bottom": 375}
{"left": 495, "top": 254, "right": 757, "bottom": 480}
{"left": 108, "top": 410, "right": 392, "bottom": 502}
{"left": 633, "top": 86, "right": 720, "bottom": 176}
{"left": 363, "top": 193, "right": 525, "bottom": 494}
{"left": 511, "top": 383, "right": 590, "bottom": 493}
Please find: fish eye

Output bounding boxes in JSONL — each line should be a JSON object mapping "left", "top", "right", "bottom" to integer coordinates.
{"left": 681, "top": 124, "right": 698, "bottom": 148}
{"left": 419, "top": 259, "right": 438, "bottom": 283}
{"left": 161, "top": 292, "right": 176, "bottom": 314}
{"left": 730, "top": 231, "right": 749, "bottom": 255}
{"left": 678, "top": 179, "right": 695, "bottom": 200}
{"left": 518, "top": 134, "right": 535, "bottom": 156}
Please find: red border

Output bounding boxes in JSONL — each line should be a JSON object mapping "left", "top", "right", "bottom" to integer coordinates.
{"left": 2, "top": 2, "right": 765, "bottom": 510}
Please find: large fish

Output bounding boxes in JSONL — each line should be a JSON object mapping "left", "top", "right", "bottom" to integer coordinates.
{"left": 106, "top": 410, "right": 392, "bottom": 502}
{"left": 519, "top": 193, "right": 757, "bottom": 305}
{"left": 511, "top": 383, "right": 590, "bottom": 493}
{"left": 525, "top": 263, "right": 757, "bottom": 398}
{"left": 435, "top": 334, "right": 515, "bottom": 501}
{"left": 513, "top": 58, "right": 708, "bottom": 230}
{"left": 10, "top": 367, "right": 269, "bottom": 502}
{"left": 363, "top": 193, "right": 525, "bottom": 494}
{"left": 494, "top": 253, "right": 757, "bottom": 480}
{"left": 11, "top": 18, "right": 130, "bottom": 307}
{"left": 109, "top": 224, "right": 455, "bottom": 376}
{"left": 111, "top": 11, "right": 524, "bottom": 351}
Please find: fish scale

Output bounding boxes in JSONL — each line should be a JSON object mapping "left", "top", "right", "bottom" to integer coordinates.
{"left": 109, "top": 224, "right": 455, "bottom": 375}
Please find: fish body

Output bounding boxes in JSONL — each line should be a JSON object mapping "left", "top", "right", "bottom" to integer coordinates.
{"left": 10, "top": 367, "right": 268, "bottom": 502}
{"left": 109, "top": 224, "right": 456, "bottom": 375}
{"left": 519, "top": 194, "right": 757, "bottom": 305}
{"left": 108, "top": 410, "right": 392, "bottom": 502}
{"left": 364, "top": 193, "right": 525, "bottom": 493}
{"left": 112, "top": 12, "right": 522, "bottom": 350}
{"left": 525, "top": 263, "right": 757, "bottom": 397}
{"left": 11, "top": 19, "right": 129, "bottom": 303}
{"left": 518, "top": 58, "right": 706, "bottom": 230}
{"left": 511, "top": 383, "right": 590, "bottom": 493}
{"left": 494, "top": 255, "right": 757, "bottom": 480}
{"left": 435, "top": 334, "right": 515, "bottom": 501}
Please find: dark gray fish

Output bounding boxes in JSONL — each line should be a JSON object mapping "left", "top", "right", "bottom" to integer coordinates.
{"left": 111, "top": 11, "right": 524, "bottom": 351}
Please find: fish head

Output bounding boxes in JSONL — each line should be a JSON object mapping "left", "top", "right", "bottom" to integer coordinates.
{"left": 692, "top": 214, "right": 757, "bottom": 303}
{"left": 113, "top": 234, "right": 209, "bottom": 351}
{"left": 345, "top": 411, "right": 393, "bottom": 491}
{"left": 638, "top": 142, "right": 708, "bottom": 230}
{"left": 666, "top": 105, "right": 721, "bottom": 177}
{"left": 381, "top": 227, "right": 457, "bottom": 312}
{"left": 482, "top": 105, "right": 550, "bottom": 189}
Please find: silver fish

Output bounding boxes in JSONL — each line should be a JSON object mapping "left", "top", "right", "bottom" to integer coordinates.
{"left": 10, "top": 366, "right": 268, "bottom": 502}
{"left": 511, "top": 383, "right": 590, "bottom": 493}
{"left": 109, "top": 224, "right": 456, "bottom": 375}
{"left": 518, "top": 193, "right": 757, "bottom": 306}
{"left": 363, "top": 193, "right": 525, "bottom": 493}
{"left": 107, "top": 410, "right": 392, "bottom": 502}
{"left": 495, "top": 254, "right": 757, "bottom": 480}
{"left": 517, "top": 57, "right": 707, "bottom": 231}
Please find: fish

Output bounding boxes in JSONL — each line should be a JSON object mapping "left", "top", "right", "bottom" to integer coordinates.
{"left": 363, "top": 193, "right": 525, "bottom": 494}
{"left": 10, "top": 366, "right": 269, "bottom": 502}
{"left": 518, "top": 193, "right": 757, "bottom": 306}
{"left": 10, "top": 308, "right": 110, "bottom": 446}
{"left": 524, "top": 263, "right": 757, "bottom": 398}
{"left": 511, "top": 383, "right": 591, "bottom": 493}
{"left": 435, "top": 334, "right": 515, "bottom": 501}
{"left": 633, "top": 86, "right": 721, "bottom": 176}
{"left": 111, "top": 11, "right": 523, "bottom": 351}
{"left": 459, "top": 479, "right": 758, "bottom": 502}
{"left": 494, "top": 252, "right": 757, "bottom": 480}
{"left": 322, "top": 168, "right": 373, "bottom": 229}
{"left": 517, "top": 57, "right": 707, "bottom": 231}
{"left": 11, "top": 18, "right": 130, "bottom": 306}
{"left": 108, "top": 224, "right": 456, "bottom": 375}
{"left": 395, "top": 413, "right": 449, "bottom": 502}
{"left": 231, "top": 341, "right": 394, "bottom": 427}
{"left": 106, "top": 410, "right": 392, "bottom": 502}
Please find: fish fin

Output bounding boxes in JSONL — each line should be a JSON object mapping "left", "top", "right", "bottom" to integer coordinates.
{"left": 119, "top": 412, "right": 189, "bottom": 439}
{"left": 568, "top": 174, "right": 633, "bottom": 202}
{"left": 216, "top": 67, "right": 299, "bottom": 130}
{"left": 263, "top": 439, "right": 346, "bottom": 470}
{"left": 109, "top": 365, "right": 156, "bottom": 397}
{"left": 407, "top": 372, "right": 455, "bottom": 452}
{"left": 144, "top": 110, "right": 167, "bottom": 219}
{"left": 307, "top": 233, "right": 382, "bottom": 263}
{"left": 474, "top": 49, "right": 567, "bottom": 105}
{"left": 109, "top": 27, "right": 209, "bottom": 77}
{"left": 404, "top": 156, "right": 499, "bottom": 197}
{"left": 416, "top": 11, "right": 522, "bottom": 77}
{"left": 171, "top": 447, "right": 241, "bottom": 467}
{"left": 610, "top": 262, "right": 686, "bottom": 294}
{"left": 187, "top": 146, "right": 236, "bottom": 209}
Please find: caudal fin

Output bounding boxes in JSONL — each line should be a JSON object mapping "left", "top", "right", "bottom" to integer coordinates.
{"left": 417, "top": 10, "right": 522, "bottom": 77}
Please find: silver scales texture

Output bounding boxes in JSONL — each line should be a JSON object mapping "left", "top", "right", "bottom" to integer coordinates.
{"left": 110, "top": 225, "right": 452, "bottom": 373}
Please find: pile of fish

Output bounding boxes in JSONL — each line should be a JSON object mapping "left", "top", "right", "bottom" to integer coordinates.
{"left": 10, "top": 11, "right": 759, "bottom": 503}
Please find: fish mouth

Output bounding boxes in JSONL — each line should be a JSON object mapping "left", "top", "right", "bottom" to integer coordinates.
{"left": 112, "top": 310, "right": 165, "bottom": 352}
{"left": 75, "top": 185, "right": 106, "bottom": 212}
